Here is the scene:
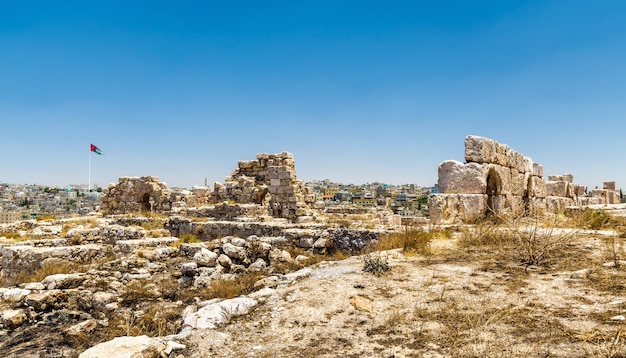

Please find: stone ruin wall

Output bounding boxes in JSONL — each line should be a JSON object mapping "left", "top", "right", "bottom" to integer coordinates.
{"left": 209, "top": 152, "right": 314, "bottom": 220}
{"left": 430, "top": 136, "right": 620, "bottom": 225}
{"left": 100, "top": 153, "right": 314, "bottom": 221}
{"left": 101, "top": 176, "right": 173, "bottom": 215}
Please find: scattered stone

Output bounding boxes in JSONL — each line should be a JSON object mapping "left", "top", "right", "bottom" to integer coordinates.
{"left": 0, "top": 309, "right": 27, "bottom": 329}
{"left": 217, "top": 254, "right": 232, "bottom": 268}
{"left": 78, "top": 335, "right": 165, "bottom": 358}
{"left": 66, "top": 319, "right": 98, "bottom": 336}
{"left": 193, "top": 248, "right": 218, "bottom": 267}
{"left": 182, "top": 297, "right": 258, "bottom": 330}
{"left": 42, "top": 273, "right": 83, "bottom": 290}
{"left": 181, "top": 262, "right": 198, "bottom": 277}
{"left": 248, "top": 258, "right": 267, "bottom": 272}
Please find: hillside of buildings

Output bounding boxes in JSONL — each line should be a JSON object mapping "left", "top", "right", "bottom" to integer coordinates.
{"left": 0, "top": 139, "right": 625, "bottom": 357}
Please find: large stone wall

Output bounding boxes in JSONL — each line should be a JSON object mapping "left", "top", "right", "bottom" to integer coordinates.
{"left": 209, "top": 152, "right": 314, "bottom": 220}
{"left": 430, "top": 136, "right": 619, "bottom": 224}
{"left": 101, "top": 176, "right": 173, "bottom": 215}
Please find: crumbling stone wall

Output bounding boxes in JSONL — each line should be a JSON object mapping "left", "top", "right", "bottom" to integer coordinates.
{"left": 430, "top": 136, "right": 618, "bottom": 224}
{"left": 101, "top": 176, "right": 173, "bottom": 215}
{"left": 209, "top": 152, "right": 314, "bottom": 220}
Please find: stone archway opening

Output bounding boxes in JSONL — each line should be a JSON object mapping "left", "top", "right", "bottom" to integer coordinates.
{"left": 486, "top": 168, "right": 502, "bottom": 216}
{"left": 141, "top": 193, "right": 153, "bottom": 212}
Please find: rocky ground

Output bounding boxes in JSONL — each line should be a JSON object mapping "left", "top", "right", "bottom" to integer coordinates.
{"left": 1, "top": 211, "right": 626, "bottom": 357}
{"left": 180, "top": 225, "right": 626, "bottom": 357}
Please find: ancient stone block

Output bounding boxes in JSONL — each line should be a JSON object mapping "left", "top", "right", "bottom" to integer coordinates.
{"left": 507, "top": 150, "right": 524, "bottom": 172}
{"left": 545, "top": 196, "right": 574, "bottom": 213}
{"left": 465, "top": 135, "right": 497, "bottom": 164}
{"left": 528, "top": 176, "right": 547, "bottom": 198}
{"left": 546, "top": 181, "right": 568, "bottom": 197}
{"left": 604, "top": 181, "right": 616, "bottom": 190}
{"left": 457, "top": 195, "right": 487, "bottom": 223}
{"left": 437, "top": 160, "right": 487, "bottom": 194}
{"left": 521, "top": 156, "right": 534, "bottom": 174}
{"left": 528, "top": 197, "right": 546, "bottom": 216}
{"left": 532, "top": 162, "right": 544, "bottom": 177}
{"left": 572, "top": 184, "right": 587, "bottom": 196}
{"left": 428, "top": 194, "right": 460, "bottom": 225}
{"left": 510, "top": 170, "right": 527, "bottom": 196}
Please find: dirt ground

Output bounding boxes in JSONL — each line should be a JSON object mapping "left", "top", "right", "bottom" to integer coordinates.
{"left": 182, "top": 228, "right": 626, "bottom": 358}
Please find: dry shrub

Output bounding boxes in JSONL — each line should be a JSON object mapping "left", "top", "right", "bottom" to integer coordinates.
{"left": 457, "top": 216, "right": 578, "bottom": 269}
{"left": 583, "top": 324, "right": 626, "bottom": 357}
{"left": 180, "top": 233, "right": 200, "bottom": 243}
{"left": 99, "top": 303, "right": 183, "bottom": 340}
{"left": 567, "top": 209, "right": 612, "bottom": 230}
{"left": 5, "top": 260, "right": 76, "bottom": 287}
{"left": 140, "top": 219, "right": 166, "bottom": 231}
{"left": 120, "top": 280, "right": 160, "bottom": 306}
{"left": 202, "top": 272, "right": 264, "bottom": 299}
{"left": 377, "top": 226, "right": 446, "bottom": 256}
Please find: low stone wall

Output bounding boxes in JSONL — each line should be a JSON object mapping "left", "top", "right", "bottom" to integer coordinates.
{"left": 167, "top": 217, "right": 385, "bottom": 253}
{"left": 2, "top": 244, "right": 109, "bottom": 278}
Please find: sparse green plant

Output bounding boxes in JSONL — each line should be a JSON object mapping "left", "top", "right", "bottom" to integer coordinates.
{"left": 180, "top": 233, "right": 201, "bottom": 243}
{"left": 568, "top": 209, "right": 612, "bottom": 230}
{"left": 363, "top": 256, "right": 390, "bottom": 275}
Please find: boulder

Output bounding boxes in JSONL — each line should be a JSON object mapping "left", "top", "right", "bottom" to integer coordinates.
{"left": 78, "top": 335, "right": 165, "bottom": 358}
{"left": 42, "top": 273, "right": 84, "bottom": 290}
{"left": 437, "top": 160, "right": 487, "bottom": 194}
{"left": 0, "top": 309, "right": 27, "bottom": 329}
{"left": 222, "top": 243, "right": 245, "bottom": 260}
{"left": 182, "top": 297, "right": 257, "bottom": 330}
{"left": 181, "top": 262, "right": 198, "bottom": 277}
{"left": 193, "top": 248, "right": 218, "bottom": 267}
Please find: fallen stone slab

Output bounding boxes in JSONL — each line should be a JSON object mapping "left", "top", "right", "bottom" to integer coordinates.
{"left": 115, "top": 237, "right": 179, "bottom": 254}
{"left": 78, "top": 335, "right": 165, "bottom": 358}
{"left": 182, "top": 296, "right": 257, "bottom": 330}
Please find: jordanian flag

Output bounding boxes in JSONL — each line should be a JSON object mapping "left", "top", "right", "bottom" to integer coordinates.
{"left": 90, "top": 143, "right": 104, "bottom": 155}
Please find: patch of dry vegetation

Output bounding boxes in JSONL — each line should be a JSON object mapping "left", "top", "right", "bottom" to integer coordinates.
{"left": 376, "top": 226, "right": 450, "bottom": 256}
{"left": 3, "top": 260, "right": 77, "bottom": 287}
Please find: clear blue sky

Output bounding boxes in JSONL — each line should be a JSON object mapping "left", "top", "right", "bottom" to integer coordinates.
{"left": 2, "top": 1, "right": 626, "bottom": 190}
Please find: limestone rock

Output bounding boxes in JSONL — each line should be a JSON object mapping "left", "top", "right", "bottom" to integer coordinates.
{"left": 437, "top": 160, "right": 487, "bottom": 194}
{"left": 181, "top": 262, "right": 198, "bottom": 277}
{"left": 66, "top": 319, "right": 98, "bottom": 336}
{"left": 0, "top": 309, "right": 27, "bottom": 329}
{"left": 2, "top": 288, "right": 31, "bottom": 303}
{"left": 222, "top": 243, "right": 245, "bottom": 260}
{"left": 42, "top": 273, "right": 84, "bottom": 290}
{"left": 182, "top": 297, "right": 257, "bottom": 330}
{"left": 217, "top": 254, "right": 232, "bottom": 268}
{"left": 193, "top": 248, "right": 218, "bottom": 267}
{"left": 78, "top": 335, "right": 165, "bottom": 358}
{"left": 248, "top": 258, "right": 267, "bottom": 272}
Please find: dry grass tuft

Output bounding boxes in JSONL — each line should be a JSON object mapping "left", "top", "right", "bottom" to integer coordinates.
{"left": 179, "top": 233, "right": 201, "bottom": 244}
{"left": 377, "top": 226, "right": 447, "bottom": 256}
{"left": 201, "top": 272, "right": 265, "bottom": 299}
{"left": 4, "top": 260, "right": 77, "bottom": 287}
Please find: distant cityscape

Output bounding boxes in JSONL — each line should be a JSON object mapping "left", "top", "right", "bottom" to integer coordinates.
{"left": 0, "top": 180, "right": 436, "bottom": 224}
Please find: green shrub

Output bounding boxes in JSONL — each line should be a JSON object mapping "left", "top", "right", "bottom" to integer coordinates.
{"left": 363, "top": 256, "right": 390, "bottom": 275}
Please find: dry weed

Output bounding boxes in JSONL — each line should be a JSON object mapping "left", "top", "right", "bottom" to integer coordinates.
{"left": 377, "top": 226, "right": 446, "bottom": 256}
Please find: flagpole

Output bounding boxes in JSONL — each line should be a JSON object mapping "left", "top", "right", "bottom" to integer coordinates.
{"left": 88, "top": 145, "right": 91, "bottom": 192}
